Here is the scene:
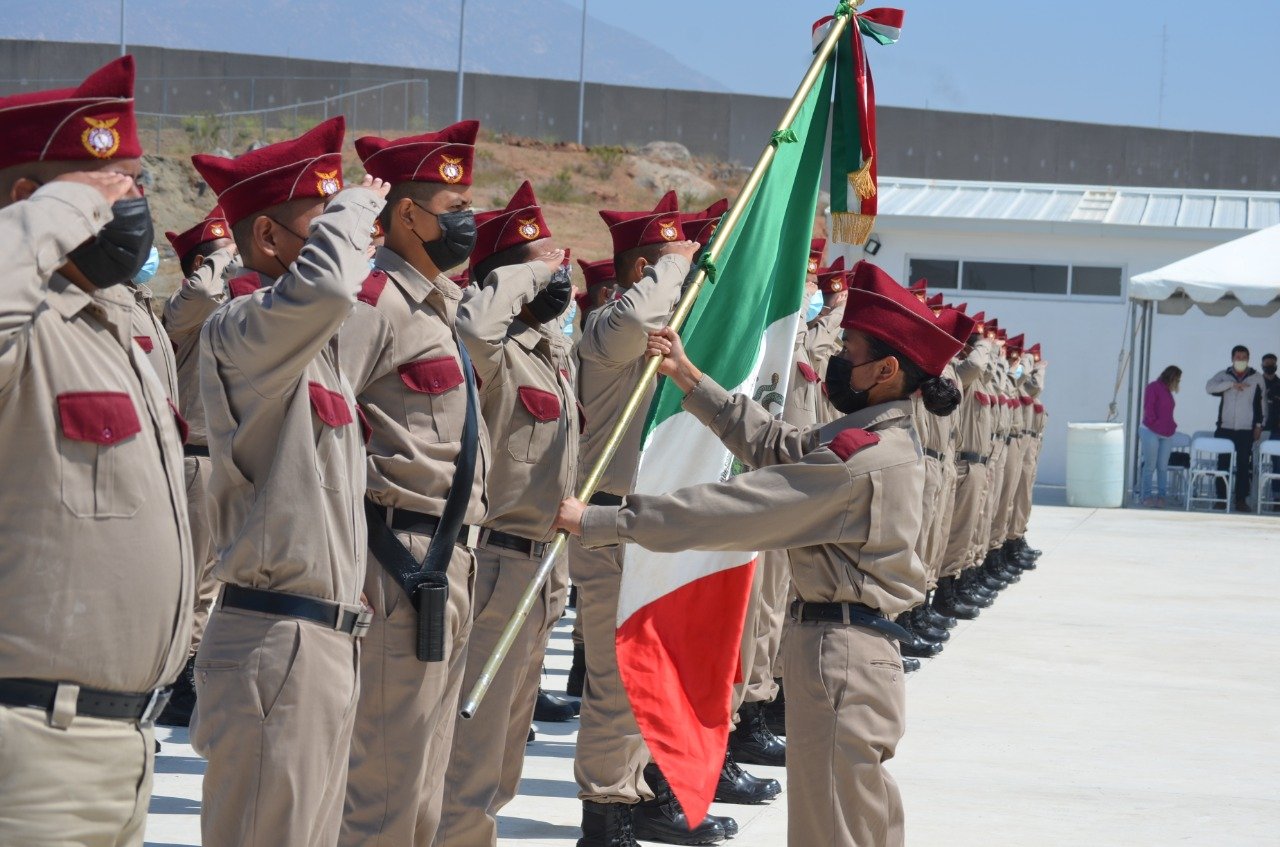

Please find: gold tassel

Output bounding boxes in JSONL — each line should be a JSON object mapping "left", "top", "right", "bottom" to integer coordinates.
{"left": 848, "top": 155, "right": 876, "bottom": 200}
{"left": 832, "top": 212, "right": 875, "bottom": 245}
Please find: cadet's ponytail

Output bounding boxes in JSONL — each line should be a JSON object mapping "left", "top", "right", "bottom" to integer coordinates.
{"left": 866, "top": 336, "right": 962, "bottom": 418}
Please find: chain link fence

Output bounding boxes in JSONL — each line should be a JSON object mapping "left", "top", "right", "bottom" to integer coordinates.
{"left": 134, "top": 78, "right": 429, "bottom": 156}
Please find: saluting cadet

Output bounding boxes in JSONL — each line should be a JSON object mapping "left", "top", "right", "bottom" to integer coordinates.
{"left": 189, "top": 117, "right": 388, "bottom": 847}
{"left": 0, "top": 56, "right": 194, "bottom": 846}
{"left": 570, "top": 193, "right": 726, "bottom": 846}
{"left": 556, "top": 261, "right": 973, "bottom": 847}
{"left": 337, "top": 121, "right": 490, "bottom": 847}
{"left": 437, "top": 181, "right": 580, "bottom": 847}
{"left": 156, "top": 207, "right": 239, "bottom": 726}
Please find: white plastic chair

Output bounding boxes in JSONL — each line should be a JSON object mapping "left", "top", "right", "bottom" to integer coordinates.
{"left": 1186, "top": 436, "right": 1235, "bottom": 512}
{"left": 1166, "top": 431, "right": 1193, "bottom": 502}
{"left": 1255, "top": 439, "right": 1280, "bottom": 515}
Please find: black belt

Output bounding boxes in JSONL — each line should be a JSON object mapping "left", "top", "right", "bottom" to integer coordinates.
{"left": 589, "top": 492, "right": 624, "bottom": 507}
{"left": 958, "top": 451, "right": 988, "bottom": 465}
{"left": 183, "top": 443, "right": 210, "bottom": 458}
{"left": 370, "top": 503, "right": 482, "bottom": 549}
{"left": 1003, "top": 433, "right": 1015, "bottom": 443}
{"left": 481, "top": 528, "right": 548, "bottom": 558}
{"left": 220, "top": 585, "right": 371, "bottom": 637}
{"left": 923, "top": 448, "right": 944, "bottom": 461}
{"left": 0, "top": 678, "right": 170, "bottom": 724}
{"left": 789, "top": 601, "right": 913, "bottom": 643}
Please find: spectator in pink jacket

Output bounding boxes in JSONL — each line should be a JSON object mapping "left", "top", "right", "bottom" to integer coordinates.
{"left": 1140, "top": 365, "right": 1181, "bottom": 505}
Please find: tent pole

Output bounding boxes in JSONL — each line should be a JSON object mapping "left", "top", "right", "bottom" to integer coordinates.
{"left": 1123, "top": 299, "right": 1140, "bottom": 505}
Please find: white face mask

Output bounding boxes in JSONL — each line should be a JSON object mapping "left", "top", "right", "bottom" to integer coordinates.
{"left": 805, "top": 291, "right": 825, "bottom": 322}
{"left": 1233, "top": 359, "right": 1249, "bottom": 373}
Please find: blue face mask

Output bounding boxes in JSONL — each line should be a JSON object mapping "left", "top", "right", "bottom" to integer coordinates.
{"left": 1012, "top": 364, "right": 1025, "bottom": 379}
{"left": 132, "top": 246, "right": 160, "bottom": 284}
{"left": 561, "top": 299, "right": 578, "bottom": 337}
{"left": 805, "top": 291, "right": 824, "bottom": 322}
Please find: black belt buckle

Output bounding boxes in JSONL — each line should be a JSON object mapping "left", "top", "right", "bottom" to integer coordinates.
{"left": 139, "top": 687, "right": 172, "bottom": 726}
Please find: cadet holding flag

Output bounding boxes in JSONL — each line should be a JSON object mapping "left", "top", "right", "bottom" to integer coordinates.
{"left": 557, "top": 261, "right": 973, "bottom": 847}
{"left": 189, "top": 117, "right": 388, "bottom": 847}
{"left": 0, "top": 56, "right": 194, "bottom": 846}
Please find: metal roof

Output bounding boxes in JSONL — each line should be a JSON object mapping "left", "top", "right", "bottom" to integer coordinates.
{"left": 877, "top": 177, "right": 1280, "bottom": 231}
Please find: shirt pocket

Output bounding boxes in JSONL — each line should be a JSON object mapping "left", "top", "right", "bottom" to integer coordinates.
{"left": 308, "top": 381, "right": 354, "bottom": 492}
{"left": 507, "top": 385, "right": 562, "bottom": 464}
{"left": 398, "top": 356, "right": 464, "bottom": 444}
{"left": 56, "top": 391, "right": 147, "bottom": 518}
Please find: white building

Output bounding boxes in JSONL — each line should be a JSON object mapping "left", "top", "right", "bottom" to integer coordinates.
{"left": 834, "top": 177, "right": 1280, "bottom": 488}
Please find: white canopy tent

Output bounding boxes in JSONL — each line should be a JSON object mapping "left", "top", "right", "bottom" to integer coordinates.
{"left": 1123, "top": 223, "right": 1280, "bottom": 500}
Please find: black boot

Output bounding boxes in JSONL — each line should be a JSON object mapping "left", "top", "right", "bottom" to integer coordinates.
{"left": 1016, "top": 537, "right": 1042, "bottom": 559}
{"left": 528, "top": 725, "right": 536, "bottom": 743}
{"left": 535, "top": 687, "right": 580, "bottom": 722}
{"left": 903, "top": 656, "right": 922, "bottom": 672}
{"left": 578, "top": 800, "right": 638, "bottom": 847}
{"left": 957, "top": 571, "right": 995, "bottom": 607}
{"left": 934, "top": 577, "right": 980, "bottom": 620}
{"left": 761, "top": 681, "right": 785, "bottom": 737}
{"left": 635, "top": 763, "right": 727, "bottom": 845}
{"left": 899, "top": 635, "right": 943, "bottom": 659}
{"left": 715, "top": 748, "right": 781, "bottom": 804}
{"left": 566, "top": 642, "right": 586, "bottom": 698}
{"left": 908, "top": 607, "right": 949, "bottom": 643}
{"left": 157, "top": 655, "right": 197, "bottom": 728}
{"left": 922, "top": 591, "right": 958, "bottom": 630}
{"left": 1006, "top": 538, "right": 1038, "bottom": 570}
{"left": 569, "top": 584, "right": 579, "bottom": 609}
{"left": 727, "top": 702, "right": 786, "bottom": 767}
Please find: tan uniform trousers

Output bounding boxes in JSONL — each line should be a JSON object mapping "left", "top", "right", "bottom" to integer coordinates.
{"left": 942, "top": 460, "right": 987, "bottom": 578}
{"left": 437, "top": 545, "right": 569, "bottom": 847}
{"left": 192, "top": 606, "right": 360, "bottom": 847}
{"left": 992, "top": 437, "right": 1025, "bottom": 549}
{"left": 341, "top": 534, "right": 475, "bottom": 847}
{"left": 569, "top": 537, "right": 652, "bottom": 804}
{"left": 915, "top": 455, "right": 944, "bottom": 587}
{"left": 0, "top": 705, "right": 153, "bottom": 847}
{"left": 977, "top": 440, "right": 1008, "bottom": 561}
{"left": 1010, "top": 437, "right": 1040, "bottom": 540}
{"left": 928, "top": 458, "right": 959, "bottom": 582}
{"left": 783, "top": 621, "right": 906, "bottom": 847}
{"left": 740, "top": 548, "right": 791, "bottom": 706}
{"left": 184, "top": 454, "right": 217, "bottom": 654}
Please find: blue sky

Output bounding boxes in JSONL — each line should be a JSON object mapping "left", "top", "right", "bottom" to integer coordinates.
{"left": 588, "top": 0, "right": 1280, "bottom": 138}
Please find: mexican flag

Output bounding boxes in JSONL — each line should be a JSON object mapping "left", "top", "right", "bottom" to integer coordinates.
{"left": 614, "top": 49, "right": 837, "bottom": 826}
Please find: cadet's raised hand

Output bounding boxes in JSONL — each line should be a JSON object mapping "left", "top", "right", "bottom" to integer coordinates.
{"left": 535, "top": 249, "right": 566, "bottom": 274}
{"left": 53, "top": 171, "right": 134, "bottom": 205}
{"left": 647, "top": 327, "right": 703, "bottom": 393}
{"left": 554, "top": 497, "right": 588, "bottom": 536}
{"left": 661, "top": 239, "right": 700, "bottom": 263}
{"left": 358, "top": 174, "right": 392, "bottom": 200}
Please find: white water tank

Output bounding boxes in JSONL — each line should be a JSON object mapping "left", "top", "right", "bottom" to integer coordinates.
{"left": 1065, "top": 422, "right": 1125, "bottom": 508}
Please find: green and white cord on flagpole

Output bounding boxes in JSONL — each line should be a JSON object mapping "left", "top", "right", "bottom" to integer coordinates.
{"left": 458, "top": 1, "right": 860, "bottom": 721}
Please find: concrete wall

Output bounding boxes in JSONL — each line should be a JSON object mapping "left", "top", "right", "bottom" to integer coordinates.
{"left": 4, "top": 39, "right": 1279, "bottom": 189}
{"left": 842, "top": 223, "right": 1279, "bottom": 488}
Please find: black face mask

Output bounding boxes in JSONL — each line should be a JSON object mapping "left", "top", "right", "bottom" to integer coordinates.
{"left": 67, "top": 196, "right": 154, "bottom": 289}
{"left": 415, "top": 206, "right": 476, "bottom": 272}
{"left": 825, "top": 355, "right": 873, "bottom": 415}
{"left": 529, "top": 264, "right": 574, "bottom": 324}
{"left": 1265, "top": 365, "right": 1278, "bottom": 376}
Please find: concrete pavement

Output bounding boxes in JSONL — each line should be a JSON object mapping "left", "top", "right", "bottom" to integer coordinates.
{"left": 145, "top": 504, "right": 1280, "bottom": 845}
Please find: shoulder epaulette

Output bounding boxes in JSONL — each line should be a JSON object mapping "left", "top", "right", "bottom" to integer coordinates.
{"left": 828, "top": 427, "right": 881, "bottom": 461}
{"left": 357, "top": 270, "right": 390, "bottom": 307}
{"left": 227, "top": 274, "right": 261, "bottom": 299}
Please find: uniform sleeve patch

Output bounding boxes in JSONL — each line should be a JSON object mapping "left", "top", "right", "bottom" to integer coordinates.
{"left": 796, "top": 361, "right": 820, "bottom": 383}
{"left": 357, "top": 270, "right": 389, "bottom": 307}
{"left": 227, "top": 274, "right": 261, "bottom": 299}
{"left": 828, "top": 427, "right": 881, "bottom": 461}
{"left": 133, "top": 335, "right": 155, "bottom": 354}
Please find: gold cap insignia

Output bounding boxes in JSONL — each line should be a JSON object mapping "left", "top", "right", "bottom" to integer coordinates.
{"left": 315, "top": 170, "right": 341, "bottom": 196}
{"left": 439, "top": 155, "right": 465, "bottom": 184}
{"left": 81, "top": 117, "right": 121, "bottom": 159}
{"left": 808, "top": 257, "right": 818, "bottom": 273}
{"left": 658, "top": 220, "right": 678, "bottom": 242}
{"left": 209, "top": 222, "right": 226, "bottom": 238}
{"left": 517, "top": 217, "right": 541, "bottom": 240}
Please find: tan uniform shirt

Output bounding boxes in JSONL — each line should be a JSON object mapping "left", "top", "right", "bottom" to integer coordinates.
{"left": 163, "top": 248, "right": 235, "bottom": 447}
{"left": 338, "top": 245, "right": 490, "bottom": 524}
{"left": 581, "top": 377, "right": 926, "bottom": 616}
{"left": 200, "top": 187, "right": 382, "bottom": 604}
{"left": 782, "top": 325, "right": 823, "bottom": 428}
{"left": 457, "top": 261, "right": 579, "bottom": 541}
{"left": 128, "top": 283, "right": 179, "bottom": 403}
{"left": 576, "top": 254, "right": 690, "bottom": 496}
{"left": 0, "top": 182, "right": 193, "bottom": 693}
